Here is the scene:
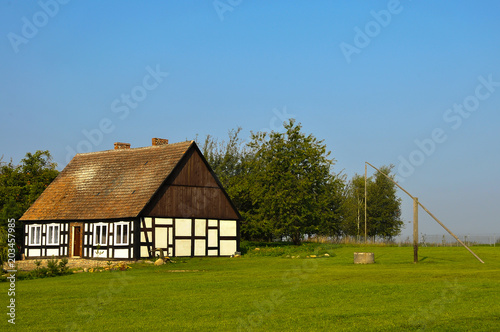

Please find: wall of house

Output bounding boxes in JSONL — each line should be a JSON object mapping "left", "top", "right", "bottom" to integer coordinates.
{"left": 82, "top": 220, "right": 135, "bottom": 259}
{"left": 24, "top": 222, "right": 70, "bottom": 258}
{"left": 140, "top": 217, "right": 238, "bottom": 258}
{"left": 24, "top": 220, "right": 136, "bottom": 260}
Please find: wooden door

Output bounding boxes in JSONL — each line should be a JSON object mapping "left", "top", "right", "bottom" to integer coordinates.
{"left": 73, "top": 226, "right": 81, "bottom": 257}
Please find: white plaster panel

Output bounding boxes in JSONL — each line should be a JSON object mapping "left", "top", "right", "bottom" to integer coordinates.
{"left": 194, "top": 240, "right": 206, "bottom": 256}
{"left": 140, "top": 246, "right": 149, "bottom": 258}
{"left": 145, "top": 217, "right": 153, "bottom": 228}
{"left": 208, "top": 229, "right": 218, "bottom": 247}
{"left": 175, "top": 219, "right": 191, "bottom": 236}
{"left": 93, "top": 249, "right": 108, "bottom": 259}
{"left": 155, "top": 228, "right": 169, "bottom": 248}
{"left": 220, "top": 240, "right": 237, "bottom": 256}
{"left": 114, "top": 249, "right": 129, "bottom": 259}
{"left": 46, "top": 248, "right": 59, "bottom": 256}
{"left": 156, "top": 218, "right": 173, "bottom": 225}
{"left": 28, "top": 249, "right": 41, "bottom": 257}
{"left": 208, "top": 219, "right": 218, "bottom": 227}
{"left": 175, "top": 239, "right": 191, "bottom": 256}
{"left": 208, "top": 249, "right": 218, "bottom": 256}
{"left": 220, "top": 220, "right": 237, "bottom": 237}
{"left": 195, "top": 219, "right": 206, "bottom": 236}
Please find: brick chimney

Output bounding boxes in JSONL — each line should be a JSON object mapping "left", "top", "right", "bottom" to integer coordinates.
{"left": 152, "top": 138, "right": 169, "bottom": 146}
{"left": 114, "top": 142, "right": 131, "bottom": 150}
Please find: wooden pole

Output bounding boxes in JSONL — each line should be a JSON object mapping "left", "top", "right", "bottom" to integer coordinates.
{"left": 364, "top": 162, "right": 484, "bottom": 264}
{"left": 364, "top": 163, "right": 367, "bottom": 243}
{"left": 357, "top": 193, "right": 360, "bottom": 239}
{"left": 416, "top": 201, "right": 485, "bottom": 264}
{"left": 413, "top": 197, "right": 418, "bottom": 263}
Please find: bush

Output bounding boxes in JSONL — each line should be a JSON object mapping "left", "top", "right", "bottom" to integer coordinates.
{"left": 58, "top": 258, "right": 69, "bottom": 274}
{"left": 32, "top": 257, "right": 71, "bottom": 279}
{"left": 241, "top": 241, "right": 339, "bottom": 258}
{"left": 31, "top": 267, "right": 50, "bottom": 279}
{"left": 1, "top": 256, "right": 72, "bottom": 282}
{"left": 0, "top": 227, "right": 10, "bottom": 269}
{"left": 46, "top": 257, "right": 59, "bottom": 276}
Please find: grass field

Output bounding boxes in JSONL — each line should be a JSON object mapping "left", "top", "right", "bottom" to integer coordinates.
{"left": 2, "top": 244, "right": 500, "bottom": 331}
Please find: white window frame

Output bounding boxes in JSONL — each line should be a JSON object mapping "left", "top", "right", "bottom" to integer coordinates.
{"left": 115, "top": 222, "right": 129, "bottom": 246}
{"left": 93, "top": 223, "right": 108, "bottom": 246}
{"left": 47, "top": 224, "right": 60, "bottom": 245}
{"left": 29, "top": 225, "right": 41, "bottom": 245}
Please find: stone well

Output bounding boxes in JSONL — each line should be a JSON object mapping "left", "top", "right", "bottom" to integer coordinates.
{"left": 353, "top": 252, "right": 375, "bottom": 264}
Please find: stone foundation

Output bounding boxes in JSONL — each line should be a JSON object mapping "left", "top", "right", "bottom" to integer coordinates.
{"left": 4, "top": 258, "right": 141, "bottom": 271}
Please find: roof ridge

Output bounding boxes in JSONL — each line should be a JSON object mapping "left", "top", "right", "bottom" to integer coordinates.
{"left": 73, "top": 140, "right": 194, "bottom": 157}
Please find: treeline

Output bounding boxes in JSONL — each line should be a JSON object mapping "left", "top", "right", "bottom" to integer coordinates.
{"left": 201, "top": 120, "right": 404, "bottom": 244}
{"left": 0, "top": 121, "right": 404, "bottom": 249}
{"left": 0, "top": 151, "right": 59, "bottom": 262}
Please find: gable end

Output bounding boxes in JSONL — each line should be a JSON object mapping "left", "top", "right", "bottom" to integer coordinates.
{"left": 141, "top": 146, "right": 240, "bottom": 220}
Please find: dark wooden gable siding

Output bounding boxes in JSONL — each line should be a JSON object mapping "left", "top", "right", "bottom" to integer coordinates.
{"left": 171, "top": 148, "right": 218, "bottom": 187}
{"left": 143, "top": 147, "right": 239, "bottom": 220}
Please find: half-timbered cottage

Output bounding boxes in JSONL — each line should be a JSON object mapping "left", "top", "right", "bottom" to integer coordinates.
{"left": 20, "top": 139, "right": 241, "bottom": 260}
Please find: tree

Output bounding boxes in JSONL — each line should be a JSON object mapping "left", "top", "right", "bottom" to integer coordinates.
{"left": 201, "top": 120, "right": 344, "bottom": 244}
{"left": 342, "top": 165, "right": 404, "bottom": 239}
{"left": 245, "top": 119, "right": 343, "bottom": 244}
{"left": 0, "top": 151, "right": 59, "bottom": 243}
{"left": 340, "top": 174, "right": 365, "bottom": 238}
{"left": 366, "top": 165, "right": 404, "bottom": 238}
{"left": 201, "top": 127, "right": 248, "bottom": 190}
{"left": 200, "top": 128, "right": 272, "bottom": 241}
{"left": 201, "top": 124, "right": 402, "bottom": 244}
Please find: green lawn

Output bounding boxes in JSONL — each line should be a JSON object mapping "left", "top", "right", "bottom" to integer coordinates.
{"left": 2, "top": 245, "right": 500, "bottom": 331}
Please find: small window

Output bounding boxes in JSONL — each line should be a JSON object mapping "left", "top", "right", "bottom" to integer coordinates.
{"left": 94, "top": 224, "right": 108, "bottom": 246}
{"left": 115, "top": 223, "right": 129, "bottom": 245}
{"left": 47, "top": 224, "right": 60, "bottom": 245}
{"left": 29, "top": 225, "right": 41, "bottom": 245}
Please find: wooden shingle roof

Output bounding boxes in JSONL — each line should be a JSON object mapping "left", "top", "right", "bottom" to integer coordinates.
{"left": 20, "top": 141, "right": 194, "bottom": 221}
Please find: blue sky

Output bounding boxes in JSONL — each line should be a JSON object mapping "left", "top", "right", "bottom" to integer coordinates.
{"left": 1, "top": 1, "right": 499, "bottom": 239}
